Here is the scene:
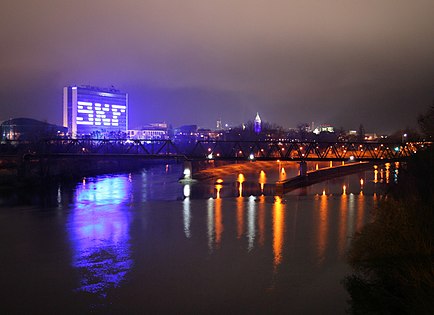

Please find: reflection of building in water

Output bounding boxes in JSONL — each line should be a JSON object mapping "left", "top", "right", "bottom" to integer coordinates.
{"left": 68, "top": 176, "right": 132, "bottom": 296}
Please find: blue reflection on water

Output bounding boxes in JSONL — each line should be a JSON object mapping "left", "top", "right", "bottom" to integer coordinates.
{"left": 68, "top": 175, "right": 132, "bottom": 296}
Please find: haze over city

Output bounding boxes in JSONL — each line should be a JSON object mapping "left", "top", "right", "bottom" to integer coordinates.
{"left": 1, "top": 0, "right": 433, "bottom": 133}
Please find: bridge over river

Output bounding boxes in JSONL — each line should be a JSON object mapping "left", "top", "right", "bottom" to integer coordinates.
{"left": 0, "top": 139, "right": 430, "bottom": 184}
{"left": 0, "top": 139, "right": 428, "bottom": 162}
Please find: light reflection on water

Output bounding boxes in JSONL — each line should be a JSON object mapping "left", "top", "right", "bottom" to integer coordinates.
{"left": 214, "top": 195, "right": 223, "bottom": 248}
{"left": 207, "top": 198, "right": 214, "bottom": 253}
{"left": 0, "top": 161, "right": 397, "bottom": 313}
{"left": 64, "top": 162, "right": 385, "bottom": 300}
{"left": 316, "top": 193, "right": 329, "bottom": 265}
{"left": 68, "top": 175, "right": 133, "bottom": 296}
{"left": 247, "top": 195, "right": 256, "bottom": 252}
{"left": 182, "top": 194, "right": 191, "bottom": 238}
{"left": 273, "top": 196, "right": 284, "bottom": 270}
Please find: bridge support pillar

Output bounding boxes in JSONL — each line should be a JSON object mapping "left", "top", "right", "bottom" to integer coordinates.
{"left": 299, "top": 161, "right": 307, "bottom": 176}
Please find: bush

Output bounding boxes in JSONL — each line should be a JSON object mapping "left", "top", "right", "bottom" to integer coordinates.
{"left": 344, "top": 146, "right": 434, "bottom": 314}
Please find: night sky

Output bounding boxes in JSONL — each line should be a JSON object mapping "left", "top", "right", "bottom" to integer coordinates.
{"left": 1, "top": 0, "right": 433, "bottom": 133}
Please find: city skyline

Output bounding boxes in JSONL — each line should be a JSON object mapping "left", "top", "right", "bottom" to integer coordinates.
{"left": 1, "top": 1, "right": 434, "bottom": 133}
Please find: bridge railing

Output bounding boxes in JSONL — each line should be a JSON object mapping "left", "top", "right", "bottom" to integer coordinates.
{"left": 40, "top": 139, "right": 184, "bottom": 156}
{"left": 0, "top": 139, "right": 429, "bottom": 161}
{"left": 188, "top": 140, "right": 426, "bottom": 161}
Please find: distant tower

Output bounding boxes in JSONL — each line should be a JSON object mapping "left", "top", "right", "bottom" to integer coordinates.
{"left": 254, "top": 112, "right": 262, "bottom": 134}
{"left": 216, "top": 118, "right": 222, "bottom": 130}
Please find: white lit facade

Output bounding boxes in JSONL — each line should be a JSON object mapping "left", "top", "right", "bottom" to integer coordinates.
{"left": 128, "top": 123, "right": 169, "bottom": 140}
{"left": 313, "top": 125, "right": 334, "bottom": 134}
{"left": 63, "top": 86, "right": 128, "bottom": 137}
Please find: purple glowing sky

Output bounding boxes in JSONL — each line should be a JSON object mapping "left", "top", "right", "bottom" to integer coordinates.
{"left": 1, "top": 0, "right": 433, "bottom": 132}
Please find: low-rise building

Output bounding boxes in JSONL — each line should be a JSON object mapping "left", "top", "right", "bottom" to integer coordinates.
{"left": 128, "top": 123, "right": 169, "bottom": 139}
{"left": 1, "top": 118, "right": 67, "bottom": 141}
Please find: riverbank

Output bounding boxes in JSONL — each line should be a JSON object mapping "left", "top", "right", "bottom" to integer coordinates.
{"left": 0, "top": 156, "right": 182, "bottom": 188}
{"left": 344, "top": 146, "right": 434, "bottom": 314}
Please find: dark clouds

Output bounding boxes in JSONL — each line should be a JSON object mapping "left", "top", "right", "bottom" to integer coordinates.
{"left": 1, "top": 0, "right": 433, "bottom": 132}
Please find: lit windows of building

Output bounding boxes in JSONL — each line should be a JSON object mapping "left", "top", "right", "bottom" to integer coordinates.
{"left": 128, "top": 123, "right": 169, "bottom": 140}
{"left": 313, "top": 125, "right": 334, "bottom": 134}
{"left": 63, "top": 86, "right": 128, "bottom": 138}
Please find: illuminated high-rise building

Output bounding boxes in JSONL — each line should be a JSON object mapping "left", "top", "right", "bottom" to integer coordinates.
{"left": 254, "top": 112, "right": 262, "bottom": 134}
{"left": 63, "top": 86, "right": 128, "bottom": 137}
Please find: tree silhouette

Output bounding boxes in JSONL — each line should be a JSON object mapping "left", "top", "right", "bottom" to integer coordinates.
{"left": 418, "top": 102, "right": 434, "bottom": 139}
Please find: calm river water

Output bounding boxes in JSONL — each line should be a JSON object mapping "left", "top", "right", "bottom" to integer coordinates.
{"left": 0, "top": 161, "right": 393, "bottom": 314}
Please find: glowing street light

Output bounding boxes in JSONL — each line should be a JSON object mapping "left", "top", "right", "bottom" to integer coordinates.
{"left": 183, "top": 168, "right": 191, "bottom": 179}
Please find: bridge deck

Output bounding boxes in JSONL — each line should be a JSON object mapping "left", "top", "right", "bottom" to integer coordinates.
{"left": 0, "top": 139, "right": 429, "bottom": 162}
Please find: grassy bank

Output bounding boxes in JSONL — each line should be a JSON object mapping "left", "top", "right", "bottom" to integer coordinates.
{"left": 344, "top": 146, "right": 434, "bottom": 314}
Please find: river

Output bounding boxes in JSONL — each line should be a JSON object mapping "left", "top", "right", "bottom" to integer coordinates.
{"left": 0, "top": 161, "right": 393, "bottom": 314}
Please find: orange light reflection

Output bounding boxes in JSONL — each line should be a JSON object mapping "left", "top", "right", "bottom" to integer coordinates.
{"left": 258, "top": 195, "right": 266, "bottom": 247}
{"left": 215, "top": 184, "right": 222, "bottom": 199}
{"left": 317, "top": 194, "right": 328, "bottom": 265}
{"left": 215, "top": 197, "right": 223, "bottom": 248}
{"left": 356, "top": 193, "right": 365, "bottom": 232}
{"left": 338, "top": 193, "right": 348, "bottom": 257}
{"left": 237, "top": 173, "right": 245, "bottom": 197}
{"left": 273, "top": 196, "right": 284, "bottom": 270}
{"left": 259, "top": 170, "right": 266, "bottom": 194}
{"left": 236, "top": 196, "right": 244, "bottom": 239}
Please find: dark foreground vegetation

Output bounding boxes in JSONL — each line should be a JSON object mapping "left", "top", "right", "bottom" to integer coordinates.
{"left": 344, "top": 106, "right": 434, "bottom": 314}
